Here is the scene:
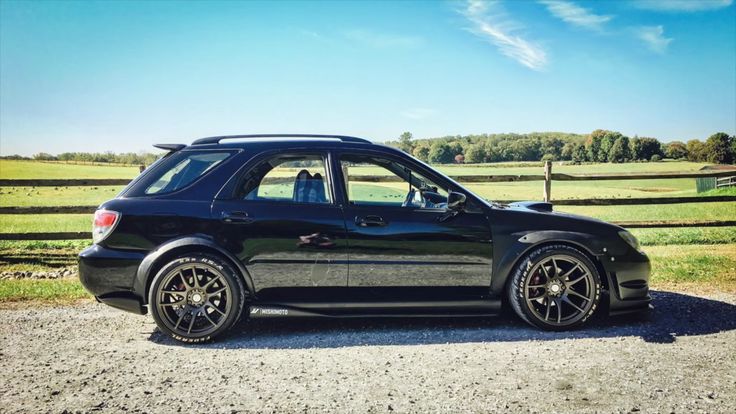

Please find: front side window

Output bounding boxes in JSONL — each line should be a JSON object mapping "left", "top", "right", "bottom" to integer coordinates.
{"left": 144, "top": 151, "right": 231, "bottom": 195}
{"left": 340, "top": 154, "right": 448, "bottom": 208}
{"left": 236, "top": 154, "right": 331, "bottom": 204}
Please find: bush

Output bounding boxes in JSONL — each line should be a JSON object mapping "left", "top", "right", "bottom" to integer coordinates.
{"left": 651, "top": 154, "right": 662, "bottom": 162}
{"left": 541, "top": 154, "right": 555, "bottom": 162}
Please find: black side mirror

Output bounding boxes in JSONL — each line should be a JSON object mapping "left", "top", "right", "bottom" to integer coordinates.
{"left": 447, "top": 191, "right": 467, "bottom": 210}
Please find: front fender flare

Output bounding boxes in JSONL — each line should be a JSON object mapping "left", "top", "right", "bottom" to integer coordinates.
{"left": 133, "top": 235, "right": 255, "bottom": 302}
{"left": 490, "top": 230, "right": 610, "bottom": 294}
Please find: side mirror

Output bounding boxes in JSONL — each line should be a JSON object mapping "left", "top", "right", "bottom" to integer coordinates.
{"left": 447, "top": 192, "right": 467, "bottom": 210}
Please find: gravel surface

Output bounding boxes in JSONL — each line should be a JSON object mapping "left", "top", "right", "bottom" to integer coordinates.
{"left": 1, "top": 290, "right": 735, "bottom": 413}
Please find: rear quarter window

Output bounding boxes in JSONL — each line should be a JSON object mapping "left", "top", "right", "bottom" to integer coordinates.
{"left": 128, "top": 151, "right": 234, "bottom": 196}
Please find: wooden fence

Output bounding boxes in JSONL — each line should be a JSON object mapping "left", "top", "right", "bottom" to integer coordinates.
{"left": 0, "top": 164, "right": 734, "bottom": 240}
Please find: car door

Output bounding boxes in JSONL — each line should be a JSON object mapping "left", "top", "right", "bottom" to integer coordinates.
{"left": 211, "top": 151, "right": 348, "bottom": 295}
{"left": 336, "top": 151, "right": 493, "bottom": 292}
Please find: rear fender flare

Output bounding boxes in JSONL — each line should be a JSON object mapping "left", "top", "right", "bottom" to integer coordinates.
{"left": 133, "top": 235, "right": 255, "bottom": 302}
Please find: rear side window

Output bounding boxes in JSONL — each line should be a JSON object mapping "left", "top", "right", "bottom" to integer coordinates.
{"left": 235, "top": 154, "right": 331, "bottom": 204}
{"left": 143, "top": 151, "right": 231, "bottom": 195}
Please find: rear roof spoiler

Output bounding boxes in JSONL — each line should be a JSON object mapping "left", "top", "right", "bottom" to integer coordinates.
{"left": 153, "top": 144, "right": 186, "bottom": 152}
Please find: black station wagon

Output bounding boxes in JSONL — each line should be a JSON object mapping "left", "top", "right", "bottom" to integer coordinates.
{"left": 79, "top": 134, "right": 651, "bottom": 343}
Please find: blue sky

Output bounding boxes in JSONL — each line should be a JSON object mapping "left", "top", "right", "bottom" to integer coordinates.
{"left": 0, "top": 0, "right": 734, "bottom": 155}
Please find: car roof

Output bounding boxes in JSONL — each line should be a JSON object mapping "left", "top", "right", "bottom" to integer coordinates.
{"left": 163, "top": 134, "right": 403, "bottom": 153}
{"left": 191, "top": 134, "right": 371, "bottom": 146}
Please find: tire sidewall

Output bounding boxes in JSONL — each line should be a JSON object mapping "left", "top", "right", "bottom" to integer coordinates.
{"left": 508, "top": 245, "right": 601, "bottom": 331}
{"left": 148, "top": 253, "right": 246, "bottom": 343}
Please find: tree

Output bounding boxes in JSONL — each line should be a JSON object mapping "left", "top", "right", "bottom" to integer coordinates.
{"left": 397, "top": 132, "right": 414, "bottom": 153}
{"left": 631, "top": 137, "right": 662, "bottom": 161}
{"left": 704, "top": 132, "right": 734, "bottom": 164}
{"left": 571, "top": 143, "right": 587, "bottom": 163}
{"left": 412, "top": 145, "right": 430, "bottom": 162}
{"left": 561, "top": 142, "right": 576, "bottom": 160}
{"left": 464, "top": 144, "right": 487, "bottom": 163}
{"left": 686, "top": 140, "right": 708, "bottom": 162}
{"left": 599, "top": 133, "right": 620, "bottom": 162}
{"left": 608, "top": 136, "right": 631, "bottom": 163}
{"left": 664, "top": 141, "right": 688, "bottom": 160}
{"left": 32, "top": 152, "right": 56, "bottom": 161}
{"left": 428, "top": 142, "right": 454, "bottom": 164}
{"left": 585, "top": 130, "right": 605, "bottom": 162}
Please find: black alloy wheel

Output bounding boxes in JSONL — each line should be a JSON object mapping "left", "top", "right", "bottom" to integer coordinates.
{"left": 508, "top": 244, "right": 601, "bottom": 330}
{"left": 149, "top": 253, "right": 245, "bottom": 343}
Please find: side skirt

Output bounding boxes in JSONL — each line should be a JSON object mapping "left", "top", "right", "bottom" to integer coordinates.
{"left": 247, "top": 299, "right": 502, "bottom": 319}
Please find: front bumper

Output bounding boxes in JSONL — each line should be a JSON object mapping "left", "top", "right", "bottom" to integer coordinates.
{"left": 78, "top": 244, "right": 147, "bottom": 315}
{"left": 603, "top": 247, "right": 652, "bottom": 315}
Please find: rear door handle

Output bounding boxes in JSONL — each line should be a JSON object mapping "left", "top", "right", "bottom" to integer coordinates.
{"left": 355, "top": 215, "right": 387, "bottom": 227}
{"left": 221, "top": 211, "right": 254, "bottom": 224}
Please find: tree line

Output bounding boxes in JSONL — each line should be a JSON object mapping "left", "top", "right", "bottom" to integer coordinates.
{"left": 1, "top": 151, "right": 160, "bottom": 166}
{"left": 391, "top": 130, "right": 735, "bottom": 165}
{"left": 1, "top": 130, "right": 733, "bottom": 165}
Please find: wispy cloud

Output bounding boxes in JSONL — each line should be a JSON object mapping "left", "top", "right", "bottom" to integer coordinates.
{"left": 635, "top": 25, "right": 673, "bottom": 53}
{"left": 298, "top": 29, "right": 323, "bottom": 40}
{"left": 400, "top": 108, "right": 436, "bottom": 120}
{"left": 633, "top": 0, "right": 733, "bottom": 12}
{"left": 459, "top": 0, "right": 547, "bottom": 71}
{"left": 539, "top": 1, "right": 614, "bottom": 31}
{"left": 344, "top": 30, "right": 423, "bottom": 48}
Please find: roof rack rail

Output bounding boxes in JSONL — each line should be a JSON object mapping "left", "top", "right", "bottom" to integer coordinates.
{"left": 191, "top": 134, "right": 371, "bottom": 146}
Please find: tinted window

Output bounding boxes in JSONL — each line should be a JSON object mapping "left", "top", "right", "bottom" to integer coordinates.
{"left": 144, "top": 151, "right": 231, "bottom": 195}
{"left": 340, "top": 154, "right": 447, "bottom": 208}
{"left": 237, "top": 155, "right": 331, "bottom": 204}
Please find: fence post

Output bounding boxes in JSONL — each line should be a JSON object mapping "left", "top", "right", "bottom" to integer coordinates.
{"left": 543, "top": 161, "right": 552, "bottom": 203}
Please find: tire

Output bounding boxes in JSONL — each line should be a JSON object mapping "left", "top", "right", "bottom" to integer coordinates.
{"left": 507, "top": 244, "right": 601, "bottom": 331}
{"left": 148, "top": 253, "right": 246, "bottom": 343}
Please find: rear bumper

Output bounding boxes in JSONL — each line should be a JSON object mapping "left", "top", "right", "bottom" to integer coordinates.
{"left": 604, "top": 248, "right": 652, "bottom": 314}
{"left": 78, "top": 244, "right": 147, "bottom": 315}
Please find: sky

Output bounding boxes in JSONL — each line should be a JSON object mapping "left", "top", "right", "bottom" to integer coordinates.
{"left": 0, "top": 0, "right": 735, "bottom": 156}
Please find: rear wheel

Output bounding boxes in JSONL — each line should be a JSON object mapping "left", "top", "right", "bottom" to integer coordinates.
{"left": 508, "top": 244, "right": 601, "bottom": 331}
{"left": 149, "top": 253, "right": 246, "bottom": 343}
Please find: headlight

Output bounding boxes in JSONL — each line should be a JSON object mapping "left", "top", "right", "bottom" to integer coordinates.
{"left": 618, "top": 230, "right": 640, "bottom": 251}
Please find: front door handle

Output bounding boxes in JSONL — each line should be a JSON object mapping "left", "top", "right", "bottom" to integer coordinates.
{"left": 221, "top": 211, "right": 254, "bottom": 224}
{"left": 356, "top": 215, "right": 387, "bottom": 227}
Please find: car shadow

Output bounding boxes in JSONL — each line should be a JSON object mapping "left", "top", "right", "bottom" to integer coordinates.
{"left": 148, "top": 290, "right": 736, "bottom": 349}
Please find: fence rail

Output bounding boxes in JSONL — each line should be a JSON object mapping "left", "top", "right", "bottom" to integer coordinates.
{"left": 2, "top": 195, "right": 735, "bottom": 215}
{"left": 2, "top": 169, "right": 736, "bottom": 187}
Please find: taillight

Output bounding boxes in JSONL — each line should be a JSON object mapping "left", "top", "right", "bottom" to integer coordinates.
{"left": 92, "top": 210, "right": 120, "bottom": 244}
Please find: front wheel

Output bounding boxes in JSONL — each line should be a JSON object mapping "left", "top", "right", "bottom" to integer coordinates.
{"left": 149, "top": 253, "right": 246, "bottom": 343}
{"left": 507, "top": 244, "right": 601, "bottom": 331}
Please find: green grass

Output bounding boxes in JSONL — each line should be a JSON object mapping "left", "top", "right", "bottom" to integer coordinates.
{"left": 0, "top": 186, "right": 123, "bottom": 207}
{"left": 0, "top": 279, "right": 90, "bottom": 304}
{"left": 632, "top": 227, "right": 736, "bottom": 246}
{"left": 421, "top": 160, "right": 709, "bottom": 176}
{"left": 0, "top": 160, "right": 138, "bottom": 179}
{"left": 556, "top": 202, "right": 735, "bottom": 222}
{"left": 0, "top": 214, "right": 91, "bottom": 233}
{"left": 646, "top": 244, "right": 736, "bottom": 293}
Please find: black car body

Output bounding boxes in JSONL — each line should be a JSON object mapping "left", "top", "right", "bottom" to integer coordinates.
{"left": 79, "top": 135, "right": 651, "bottom": 342}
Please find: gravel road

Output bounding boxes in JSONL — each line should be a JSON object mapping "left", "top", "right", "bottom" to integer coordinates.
{"left": 1, "top": 290, "right": 735, "bottom": 413}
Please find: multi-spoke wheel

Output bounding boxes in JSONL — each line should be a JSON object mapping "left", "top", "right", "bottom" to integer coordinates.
{"left": 149, "top": 253, "right": 245, "bottom": 343}
{"left": 508, "top": 245, "right": 601, "bottom": 331}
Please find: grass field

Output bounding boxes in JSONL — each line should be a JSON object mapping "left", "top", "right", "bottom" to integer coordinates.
{"left": 0, "top": 160, "right": 139, "bottom": 179}
{"left": 0, "top": 159, "right": 726, "bottom": 206}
